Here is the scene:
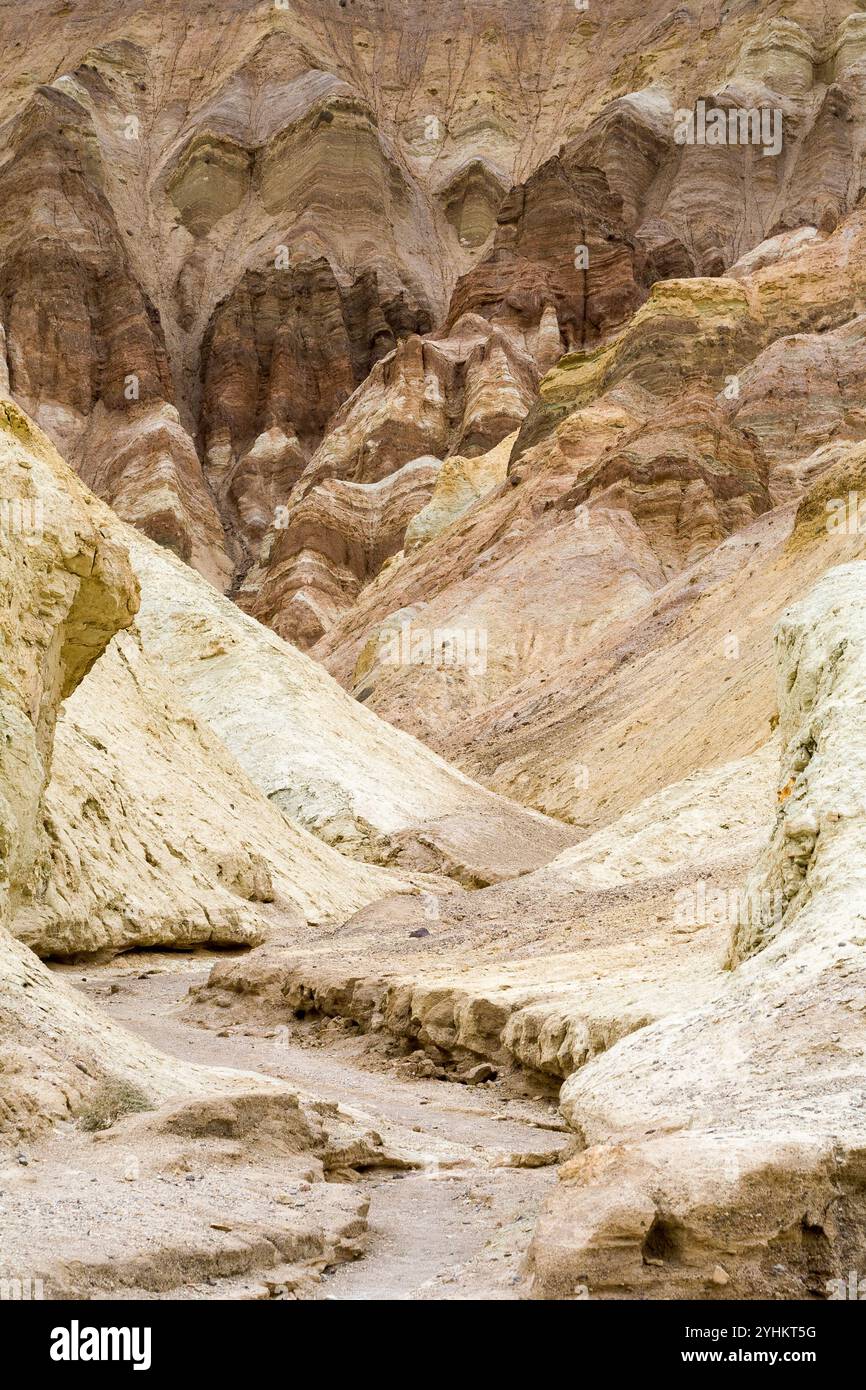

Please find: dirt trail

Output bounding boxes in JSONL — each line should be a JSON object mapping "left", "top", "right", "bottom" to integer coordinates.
{"left": 64, "top": 956, "right": 566, "bottom": 1300}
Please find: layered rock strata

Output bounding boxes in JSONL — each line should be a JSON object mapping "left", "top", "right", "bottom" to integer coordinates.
{"left": 6, "top": 2, "right": 866, "bottom": 633}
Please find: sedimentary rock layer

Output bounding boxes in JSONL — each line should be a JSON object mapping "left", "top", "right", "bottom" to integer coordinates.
{"left": 0, "top": 399, "right": 203, "bottom": 1139}
{"left": 127, "top": 527, "right": 577, "bottom": 884}
{"left": 314, "top": 215, "right": 866, "bottom": 831}
{"left": 2, "top": 404, "right": 412, "bottom": 958}
{"left": 0, "top": 402, "right": 448, "bottom": 1305}
{"left": 527, "top": 562, "right": 866, "bottom": 1299}
{"left": 5, "top": 0, "right": 866, "bottom": 628}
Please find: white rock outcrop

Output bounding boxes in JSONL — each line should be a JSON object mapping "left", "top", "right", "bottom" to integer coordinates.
{"left": 528, "top": 563, "right": 866, "bottom": 1299}
{"left": 18, "top": 630, "right": 404, "bottom": 956}
{"left": 0, "top": 401, "right": 430, "bottom": 1224}
{"left": 127, "top": 529, "right": 576, "bottom": 884}
{"left": 0, "top": 402, "right": 215, "bottom": 1139}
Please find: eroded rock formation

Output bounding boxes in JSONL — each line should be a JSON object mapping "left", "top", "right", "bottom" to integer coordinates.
{"left": 0, "top": 400, "right": 474, "bottom": 1299}
{"left": 7, "top": 0, "right": 866, "bottom": 636}
{"left": 2, "top": 407, "right": 413, "bottom": 959}
{"left": 311, "top": 214, "right": 866, "bottom": 827}
{"left": 0, "top": 401, "right": 245, "bottom": 1146}
{"left": 528, "top": 564, "right": 866, "bottom": 1299}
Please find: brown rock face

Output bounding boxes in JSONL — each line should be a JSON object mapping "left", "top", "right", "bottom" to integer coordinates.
{"left": 199, "top": 259, "right": 432, "bottom": 570}
{"left": 0, "top": 82, "right": 232, "bottom": 586}
{"left": 243, "top": 316, "right": 537, "bottom": 643}
{"left": 445, "top": 158, "right": 650, "bottom": 354}
{"left": 5, "top": 0, "right": 866, "bottom": 624}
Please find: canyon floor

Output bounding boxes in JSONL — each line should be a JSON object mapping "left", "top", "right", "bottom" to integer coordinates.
{"left": 25, "top": 953, "right": 564, "bottom": 1302}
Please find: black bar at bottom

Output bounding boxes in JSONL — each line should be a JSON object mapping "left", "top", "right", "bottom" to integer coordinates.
{"left": 2, "top": 1296, "right": 857, "bottom": 1376}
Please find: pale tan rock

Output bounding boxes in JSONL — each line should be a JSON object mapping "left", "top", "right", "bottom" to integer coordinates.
{"left": 0, "top": 400, "right": 138, "bottom": 919}
{"left": 0, "top": 401, "right": 411, "bottom": 956}
{"left": 0, "top": 400, "right": 463, "bottom": 1241}
{"left": 404, "top": 433, "right": 516, "bottom": 551}
{"left": 729, "top": 562, "right": 866, "bottom": 966}
{"left": 528, "top": 748, "right": 778, "bottom": 894}
{"left": 17, "top": 629, "right": 404, "bottom": 957}
{"left": 126, "top": 527, "right": 576, "bottom": 885}
{"left": 0, "top": 400, "right": 477, "bottom": 1316}
{"left": 196, "top": 742, "right": 776, "bottom": 1081}
{"left": 0, "top": 400, "right": 225, "bottom": 1140}
{"left": 528, "top": 562, "right": 866, "bottom": 1299}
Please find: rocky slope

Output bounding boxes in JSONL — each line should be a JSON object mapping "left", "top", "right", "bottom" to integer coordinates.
{"left": 2, "top": 405, "right": 419, "bottom": 959}
{"left": 126, "top": 526, "right": 576, "bottom": 884}
{"left": 194, "top": 744, "right": 777, "bottom": 1081}
{"left": 25, "top": 627, "right": 405, "bottom": 955}
{"left": 0, "top": 399, "right": 483, "bottom": 1300}
{"left": 6, "top": 0, "right": 866, "bottom": 637}
{"left": 315, "top": 215, "right": 866, "bottom": 821}
{"left": 5, "top": 405, "right": 575, "bottom": 970}
{"left": 528, "top": 563, "right": 866, "bottom": 1300}
{"left": 196, "top": 555, "right": 866, "bottom": 1298}
{"left": 0, "top": 397, "right": 147, "bottom": 1137}
{"left": 0, "top": 401, "right": 268, "bottom": 1154}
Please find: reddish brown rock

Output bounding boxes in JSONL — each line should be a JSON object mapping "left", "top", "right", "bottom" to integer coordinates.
{"left": 5, "top": 0, "right": 866, "bottom": 609}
